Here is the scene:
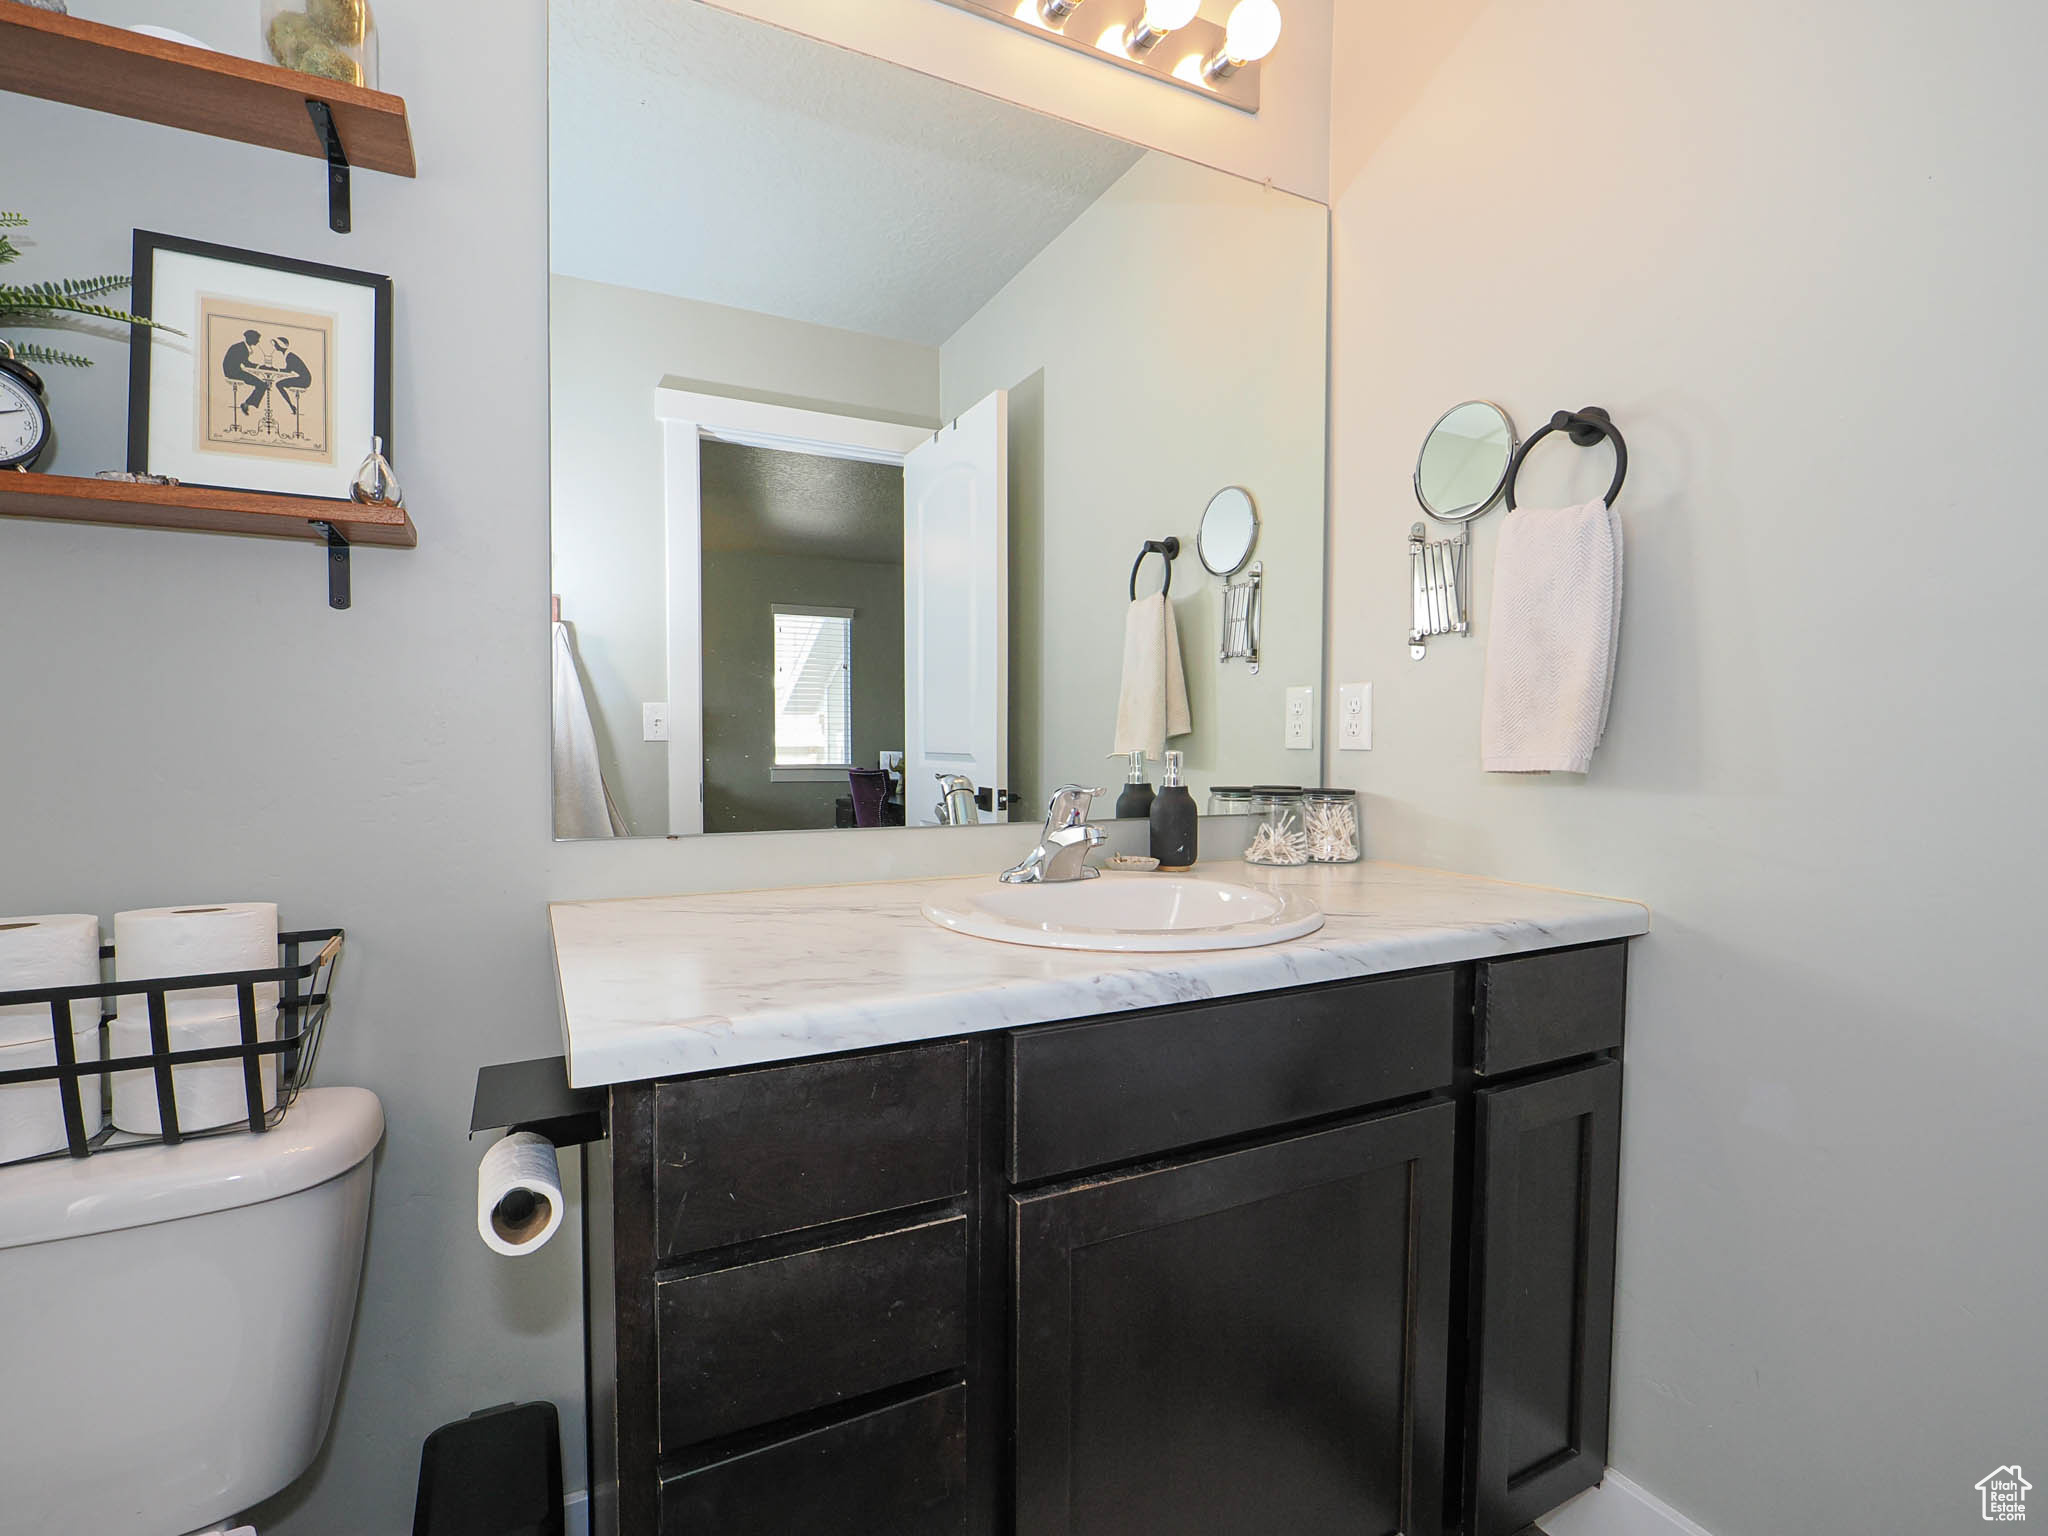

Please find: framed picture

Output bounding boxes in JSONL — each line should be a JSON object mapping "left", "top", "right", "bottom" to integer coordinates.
{"left": 127, "top": 231, "right": 392, "bottom": 500}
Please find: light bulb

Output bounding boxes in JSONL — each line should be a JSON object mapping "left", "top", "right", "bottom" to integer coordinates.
{"left": 1127, "top": 0, "right": 1200, "bottom": 50}
{"left": 1207, "top": 0, "right": 1281, "bottom": 75}
{"left": 1142, "top": 0, "right": 1201, "bottom": 29}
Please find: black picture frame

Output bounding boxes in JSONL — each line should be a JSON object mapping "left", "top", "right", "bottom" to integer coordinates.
{"left": 126, "top": 230, "right": 393, "bottom": 497}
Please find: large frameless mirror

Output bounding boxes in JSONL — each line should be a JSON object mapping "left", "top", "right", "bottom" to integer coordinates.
{"left": 549, "top": 0, "right": 1329, "bottom": 838}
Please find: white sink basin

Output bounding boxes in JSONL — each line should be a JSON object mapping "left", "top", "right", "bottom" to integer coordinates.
{"left": 921, "top": 874, "right": 1324, "bottom": 953}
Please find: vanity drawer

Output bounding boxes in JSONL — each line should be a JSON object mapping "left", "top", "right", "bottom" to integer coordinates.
{"left": 1474, "top": 943, "right": 1627, "bottom": 1077}
{"left": 656, "top": 1214, "right": 970, "bottom": 1450}
{"left": 658, "top": 1384, "right": 969, "bottom": 1536}
{"left": 654, "top": 1042, "right": 970, "bottom": 1259}
{"left": 1008, "top": 971, "right": 1455, "bottom": 1183}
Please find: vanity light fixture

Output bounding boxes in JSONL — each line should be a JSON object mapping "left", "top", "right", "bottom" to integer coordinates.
{"left": 1126, "top": 0, "right": 1199, "bottom": 52}
{"left": 932, "top": 0, "right": 1277, "bottom": 112}
{"left": 1205, "top": 0, "right": 1283, "bottom": 78}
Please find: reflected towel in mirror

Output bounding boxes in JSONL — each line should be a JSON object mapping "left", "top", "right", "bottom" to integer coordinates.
{"left": 1113, "top": 592, "right": 1192, "bottom": 762}
{"left": 553, "top": 620, "right": 627, "bottom": 837}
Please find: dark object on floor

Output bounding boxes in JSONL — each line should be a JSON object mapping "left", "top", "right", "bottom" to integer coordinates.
{"left": 414, "top": 1401, "right": 564, "bottom": 1536}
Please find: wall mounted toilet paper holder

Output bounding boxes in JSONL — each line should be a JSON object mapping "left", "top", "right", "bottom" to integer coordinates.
{"left": 470, "top": 1056, "right": 606, "bottom": 1148}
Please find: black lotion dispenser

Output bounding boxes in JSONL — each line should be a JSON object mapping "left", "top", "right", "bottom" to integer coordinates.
{"left": 1114, "top": 750, "right": 1155, "bottom": 820}
{"left": 1149, "top": 749, "right": 1198, "bottom": 869}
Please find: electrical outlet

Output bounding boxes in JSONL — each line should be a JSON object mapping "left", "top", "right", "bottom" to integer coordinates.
{"left": 1339, "top": 683, "right": 1372, "bottom": 750}
{"left": 1285, "top": 686, "right": 1315, "bottom": 750}
{"left": 643, "top": 703, "right": 670, "bottom": 742}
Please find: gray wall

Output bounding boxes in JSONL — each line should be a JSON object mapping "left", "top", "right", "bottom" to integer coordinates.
{"left": 702, "top": 549, "right": 905, "bottom": 834}
{"left": 1327, "top": 2, "right": 2048, "bottom": 1533}
{"left": 550, "top": 275, "right": 938, "bottom": 834}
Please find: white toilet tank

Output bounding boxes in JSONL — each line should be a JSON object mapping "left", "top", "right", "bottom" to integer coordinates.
{"left": 0, "top": 1087, "right": 383, "bottom": 1536}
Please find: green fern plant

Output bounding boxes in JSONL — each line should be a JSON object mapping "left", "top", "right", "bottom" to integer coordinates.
{"left": 0, "top": 210, "right": 181, "bottom": 368}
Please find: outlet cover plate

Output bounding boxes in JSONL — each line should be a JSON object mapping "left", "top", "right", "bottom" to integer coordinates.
{"left": 1339, "top": 684, "right": 1372, "bottom": 751}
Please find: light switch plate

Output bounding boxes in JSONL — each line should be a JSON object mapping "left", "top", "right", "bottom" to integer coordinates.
{"left": 1285, "top": 686, "right": 1315, "bottom": 750}
{"left": 1339, "top": 684, "right": 1372, "bottom": 750}
{"left": 643, "top": 703, "right": 670, "bottom": 742}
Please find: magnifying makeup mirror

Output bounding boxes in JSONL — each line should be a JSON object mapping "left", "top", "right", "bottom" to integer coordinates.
{"left": 1408, "top": 401, "right": 1517, "bottom": 660}
{"left": 1197, "top": 486, "right": 1260, "bottom": 575}
{"left": 1414, "top": 400, "right": 1517, "bottom": 523}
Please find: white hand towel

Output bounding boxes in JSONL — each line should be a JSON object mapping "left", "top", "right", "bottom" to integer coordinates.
{"left": 553, "top": 620, "right": 627, "bottom": 838}
{"left": 1480, "top": 499, "right": 1624, "bottom": 774}
{"left": 1112, "top": 593, "right": 1192, "bottom": 761}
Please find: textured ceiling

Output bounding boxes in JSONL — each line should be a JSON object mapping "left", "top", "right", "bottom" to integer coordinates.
{"left": 700, "top": 442, "right": 904, "bottom": 565}
{"left": 549, "top": 0, "right": 1145, "bottom": 346}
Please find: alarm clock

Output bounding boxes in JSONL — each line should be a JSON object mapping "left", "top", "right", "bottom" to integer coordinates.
{"left": 0, "top": 348, "right": 53, "bottom": 471}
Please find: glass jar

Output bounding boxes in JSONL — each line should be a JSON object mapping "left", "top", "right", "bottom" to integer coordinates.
{"left": 1303, "top": 789, "right": 1362, "bottom": 863}
{"left": 263, "top": 0, "right": 379, "bottom": 90}
{"left": 1244, "top": 789, "right": 1308, "bottom": 866}
{"left": 1206, "top": 786, "right": 1253, "bottom": 817}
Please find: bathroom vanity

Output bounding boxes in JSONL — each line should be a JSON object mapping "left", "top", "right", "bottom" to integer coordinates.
{"left": 554, "top": 863, "right": 1648, "bottom": 1536}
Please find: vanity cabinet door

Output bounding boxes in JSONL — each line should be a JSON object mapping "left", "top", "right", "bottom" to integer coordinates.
{"left": 1463, "top": 1059, "right": 1622, "bottom": 1536}
{"left": 1012, "top": 1101, "right": 1454, "bottom": 1536}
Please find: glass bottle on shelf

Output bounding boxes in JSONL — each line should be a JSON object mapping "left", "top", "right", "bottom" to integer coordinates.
{"left": 263, "top": 0, "right": 379, "bottom": 90}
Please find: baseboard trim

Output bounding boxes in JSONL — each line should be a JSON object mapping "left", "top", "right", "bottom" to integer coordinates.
{"left": 1540, "top": 1469, "right": 1715, "bottom": 1536}
{"left": 563, "top": 1467, "right": 1698, "bottom": 1536}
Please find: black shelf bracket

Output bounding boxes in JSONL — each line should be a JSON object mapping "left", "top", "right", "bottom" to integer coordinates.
{"left": 316, "top": 521, "right": 351, "bottom": 609}
{"left": 306, "top": 100, "right": 351, "bottom": 234}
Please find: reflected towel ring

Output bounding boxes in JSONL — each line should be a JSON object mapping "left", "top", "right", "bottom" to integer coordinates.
{"left": 1130, "top": 536, "right": 1181, "bottom": 600}
{"left": 1505, "top": 406, "right": 1628, "bottom": 511}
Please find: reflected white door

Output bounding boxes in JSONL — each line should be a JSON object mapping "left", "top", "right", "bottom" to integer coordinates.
{"left": 659, "top": 418, "right": 706, "bottom": 836}
{"left": 904, "top": 390, "right": 1008, "bottom": 826}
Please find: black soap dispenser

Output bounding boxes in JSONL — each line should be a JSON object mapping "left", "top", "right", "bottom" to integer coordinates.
{"left": 1114, "top": 750, "right": 1155, "bottom": 821}
{"left": 1149, "top": 749, "right": 1198, "bottom": 870}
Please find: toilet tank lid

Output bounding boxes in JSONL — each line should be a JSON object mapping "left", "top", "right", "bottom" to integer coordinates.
{"left": 0, "top": 1087, "right": 384, "bottom": 1250}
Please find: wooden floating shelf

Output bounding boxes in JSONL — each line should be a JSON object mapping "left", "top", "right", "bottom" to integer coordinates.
{"left": 0, "top": 473, "right": 416, "bottom": 549}
{"left": 0, "top": 1, "right": 415, "bottom": 178}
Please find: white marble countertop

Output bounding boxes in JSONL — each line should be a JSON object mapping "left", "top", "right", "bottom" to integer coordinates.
{"left": 549, "top": 861, "right": 1649, "bottom": 1088}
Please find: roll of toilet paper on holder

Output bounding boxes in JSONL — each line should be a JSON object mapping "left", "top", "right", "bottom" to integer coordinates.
{"left": 478, "top": 1131, "right": 565, "bottom": 1256}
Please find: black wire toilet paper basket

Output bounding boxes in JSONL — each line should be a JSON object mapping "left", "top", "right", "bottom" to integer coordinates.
{"left": 0, "top": 928, "right": 344, "bottom": 1165}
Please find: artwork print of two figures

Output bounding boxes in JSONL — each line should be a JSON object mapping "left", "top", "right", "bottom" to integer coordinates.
{"left": 129, "top": 231, "right": 391, "bottom": 501}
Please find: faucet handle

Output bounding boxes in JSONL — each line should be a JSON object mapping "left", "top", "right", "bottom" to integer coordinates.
{"left": 1046, "top": 784, "right": 1105, "bottom": 829}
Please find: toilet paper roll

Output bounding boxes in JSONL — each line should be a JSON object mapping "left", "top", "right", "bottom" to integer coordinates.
{"left": 0, "top": 1023, "right": 105, "bottom": 1163}
{"left": 109, "top": 1006, "right": 278, "bottom": 1135}
{"left": 477, "top": 1131, "right": 565, "bottom": 1257}
{"left": 113, "top": 903, "right": 280, "bottom": 1028}
{"left": 0, "top": 914, "right": 103, "bottom": 1045}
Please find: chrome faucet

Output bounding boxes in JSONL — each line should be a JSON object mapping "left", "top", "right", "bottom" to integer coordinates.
{"left": 934, "top": 773, "right": 981, "bottom": 827}
{"left": 1000, "top": 784, "right": 1107, "bottom": 884}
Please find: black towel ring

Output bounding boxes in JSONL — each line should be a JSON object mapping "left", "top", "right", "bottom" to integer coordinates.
{"left": 1130, "top": 536, "right": 1181, "bottom": 600}
{"left": 1504, "top": 406, "right": 1628, "bottom": 511}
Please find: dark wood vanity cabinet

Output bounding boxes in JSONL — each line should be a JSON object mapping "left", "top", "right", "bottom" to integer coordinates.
{"left": 588, "top": 941, "right": 1629, "bottom": 1536}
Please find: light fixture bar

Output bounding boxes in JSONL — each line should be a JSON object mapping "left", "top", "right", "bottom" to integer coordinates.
{"left": 926, "top": 0, "right": 1266, "bottom": 114}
